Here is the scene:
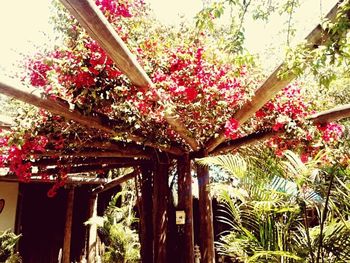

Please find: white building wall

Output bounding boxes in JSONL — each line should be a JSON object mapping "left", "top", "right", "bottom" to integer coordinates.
{"left": 0, "top": 182, "right": 19, "bottom": 231}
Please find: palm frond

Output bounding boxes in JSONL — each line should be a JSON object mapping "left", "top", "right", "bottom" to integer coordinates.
{"left": 196, "top": 154, "right": 247, "bottom": 179}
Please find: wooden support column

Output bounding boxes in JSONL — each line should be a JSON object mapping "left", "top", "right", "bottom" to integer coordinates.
{"left": 197, "top": 155, "right": 215, "bottom": 263}
{"left": 87, "top": 194, "right": 98, "bottom": 263}
{"left": 153, "top": 156, "right": 170, "bottom": 263}
{"left": 63, "top": 187, "right": 75, "bottom": 263}
{"left": 139, "top": 164, "right": 154, "bottom": 263}
{"left": 178, "top": 154, "right": 194, "bottom": 263}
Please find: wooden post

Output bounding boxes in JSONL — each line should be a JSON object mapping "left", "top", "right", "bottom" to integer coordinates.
{"left": 63, "top": 187, "right": 75, "bottom": 263}
{"left": 178, "top": 154, "right": 194, "bottom": 263}
{"left": 87, "top": 194, "right": 98, "bottom": 263}
{"left": 139, "top": 164, "right": 154, "bottom": 263}
{"left": 153, "top": 155, "right": 169, "bottom": 263}
{"left": 197, "top": 159, "right": 215, "bottom": 263}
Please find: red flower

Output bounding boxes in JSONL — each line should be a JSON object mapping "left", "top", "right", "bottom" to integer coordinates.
{"left": 272, "top": 122, "right": 285, "bottom": 132}
{"left": 224, "top": 118, "right": 240, "bottom": 139}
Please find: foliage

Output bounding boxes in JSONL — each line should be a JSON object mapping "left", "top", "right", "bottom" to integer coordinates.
{"left": 198, "top": 151, "right": 350, "bottom": 262}
{"left": 280, "top": 1, "right": 350, "bottom": 89}
{"left": 0, "top": 230, "right": 22, "bottom": 263}
{"left": 86, "top": 189, "right": 140, "bottom": 263}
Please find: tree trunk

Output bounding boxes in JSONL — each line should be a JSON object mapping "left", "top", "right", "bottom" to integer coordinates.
{"left": 178, "top": 154, "right": 194, "bottom": 263}
{"left": 140, "top": 164, "right": 154, "bottom": 263}
{"left": 87, "top": 194, "right": 98, "bottom": 263}
{"left": 63, "top": 187, "right": 75, "bottom": 263}
{"left": 197, "top": 162, "right": 215, "bottom": 263}
{"left": 153, "top": 156, "right": 169, "bottom": 263}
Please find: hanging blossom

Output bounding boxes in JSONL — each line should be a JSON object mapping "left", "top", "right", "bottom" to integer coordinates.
{"left": 317, "top": 123, "right": 344, "bottom": 143}
{"left": 224, "top": 118, "right": 240, "bottom": 139}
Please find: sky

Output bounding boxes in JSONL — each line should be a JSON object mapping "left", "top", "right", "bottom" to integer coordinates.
{"left": 0, "top": 0, "right": 338, "bottom": 76}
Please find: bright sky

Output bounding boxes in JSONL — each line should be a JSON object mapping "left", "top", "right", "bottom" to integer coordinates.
{"left": 0, "top": 0, "right": 338, "bottom": 77}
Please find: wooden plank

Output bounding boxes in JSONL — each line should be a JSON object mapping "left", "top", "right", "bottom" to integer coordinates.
{"left": 205, "top": 1, "right": 344, "bottom": 153}
{"left": 139, "top": 164, "right": 154, "bottom": 263}
{"left": 153, "top": 157, "right": 169, "bottom": 263}
{"left": 63, "top": 187, "right": 75, "bottom": 263}
{"left": 197, "top": 154, "right": 215, "bottom": 263}
{"left": 59, "top": 0, "right": 199, "bottom": 151}
{"left": 0, "top": 80, "right": 116, "bottom": 134}
{"left": 25, "top": 163, "right": 136, "bottom": 176}
{"left": 92, "top": 170, "right": 138, "bottom": 195}
{"left": 0, "top": 174, "right": 108, "bottom": 184}
{"left": 0, "top": 125, "right": 11, "bottom": 130}
{"left": 87, "top": 194, "right": 98, "bottom": 263}
{"left": 212, "top": 103, "right": 350, "bottom": 155}
{"left": 310, "top": 103, "right": 350, "bottom": 124}
{"left": 35, "top": 149, "right": 150, "bottom": 159}
{"left": 212, "top": 129, "right": 278, "bottom": 155}
{"left": 177, "top": 154, "right": 194, "bottom": 263}
{"left": 60, "top": 0, "right": 152, "bottom": 87}
{"left": 0, "top": 80, "right": 184, "bottom": 155}
{"left": 32, "top": 157, "right": 149, "bottom": 167}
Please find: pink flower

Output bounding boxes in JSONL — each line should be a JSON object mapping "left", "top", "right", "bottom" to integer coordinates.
{"left": 224, "top": 118, "right": 240, "bottom": 139}
{"left": 272, "top": 122, "right": 284, "bottom": 132}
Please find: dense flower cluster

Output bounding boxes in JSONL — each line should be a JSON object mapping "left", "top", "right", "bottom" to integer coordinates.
{"left": 28, "top": 59, "right": 52, "bottom": 87}
{"left": 95, "top": 0, "right": 144, "bottom": 21}
{"left": 3, "top": 0, "right": 345, "bottom": 193}
{"left": 317, "top": 123, "right": 344, "bottom": 143}
{"left": 0, "top": 135, "right": 48, "bottom": 182}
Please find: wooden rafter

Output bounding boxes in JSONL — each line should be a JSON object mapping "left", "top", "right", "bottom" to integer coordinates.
{"left": 34, "top": 149, "right": 150, "bottom": 159}
{"left": 0, "top": 125, "right": 11, "bottom": 131}
{"left": 59, "top": 0, "right": 199, "bottom": 151}
{"left": 212, "top": 103, "right": 350, "bottom": 155}
{"left": 32, "top": 157, "right": 149, "bottom": 167}
{"left": 0, "top": 79, "right": 183, "bottom": 155}
{"left": 0, "top": 175, "right": 108, "bottom": 184}
{"left": 205, "top": 2, "right": 343, "bottom": 153}
{"left": 92, "top": 170, "right": 138, "bottom": 194}
{"left": 33, "top": 163, "right": 135, "bottom": 175}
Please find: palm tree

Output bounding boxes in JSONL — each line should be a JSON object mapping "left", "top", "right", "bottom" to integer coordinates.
{"left": 197, "top": 150, "right": 350, "bottom": 263}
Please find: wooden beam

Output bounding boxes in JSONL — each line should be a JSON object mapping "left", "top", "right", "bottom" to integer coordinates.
{"left": 153, "top": 156, "right": 169, "bottom": 263}
{"left": 205, "top": 1, "right": 344, "bottom": 153}
{"left": 197, "top": 155, "right": 215, "bottom": 263}
{"left": 59, "top": 0, "right": 199, "bottom": 151}
{"left": 60, "top": 0, "right": 152, "bottom": 87}
{"left": 63, "top": 187, "right": 75, "bottom": 263}
{"left": 212, "top": 129, "right": 279, "bottom": 155}
{"left": 87, "top": 194, "right": 98, "bottom": 263}
{"left": 212, "top": 103, "right": 350, "bottom": 155}
{"left": 0, "top": 80, "right": 117, "bottom": 134}
{"left": 34, "top": 150, "right": 150, "bottom": 159}
{"left": 32, "top": 157, "right": 149, "bottom": 167}
{"left": 0, "top": 175, "right": 108, "bottom": 184}
{"left": 309, "top": 103, "right": 350, "bottom": 124}
{"left": 0, "top": 79, "right": 184, "bottom": 155}
{"left": 0, "top": 125, "right": 11, "bottom": 130}
{"left": 92, "top": 170, "right": 138, "bottom": 194}
{"left": 32, "top": 163, "right": 136, "bottom": 176}
{"left": 139, "top": 164, "right": 154, "bottom": 263}
{"left": 177, "top": 154, "right": 194, "bottom": 263}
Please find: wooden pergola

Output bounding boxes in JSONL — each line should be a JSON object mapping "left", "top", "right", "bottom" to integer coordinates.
{"left": 1, "top": 1, "right": 350, "bottom": 262}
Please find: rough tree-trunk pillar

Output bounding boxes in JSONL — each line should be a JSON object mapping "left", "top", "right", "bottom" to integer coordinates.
{"left": 197, "top": 156, "right": 215, "bottom": 263}
{"left": 140, "top": 164, "right": 154, "bottom": 263}
{"left": 153, "top": 155, "right": 169, "bottom": 263}
{"left": 178, "top": 154, "right": 194, "bottom": 263}
{"left": 63, "top": 187, "right": 75, "bottom": 263}
{"left": 87, "top": 194, "right": 98, "bottom": 263}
